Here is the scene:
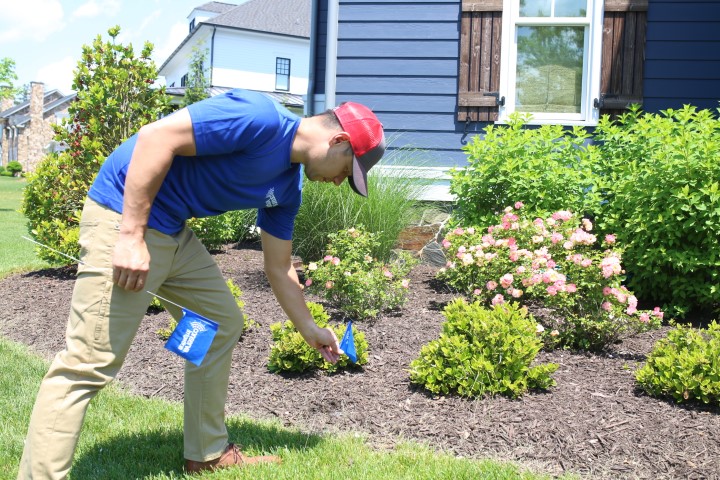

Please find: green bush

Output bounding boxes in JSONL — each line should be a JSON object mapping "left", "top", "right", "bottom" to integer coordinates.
{"left": 304, "top": 227, "right": 416, "bottom": 320}
{"left": 594, "top": 105, "right": 720, "bottom": 315}
{"left": 451, "top": 113, "right": 601, "bottom": 229}
{"left": 6, "top": 161, "right": 22, "bottom": 176}
{"left": 187, "top": 210, "right": 258, "bottom": 251}
{"left": 21, "top": 26, "right": 170, "bottom": 265}
{"left": 268, "top": 302, "right": 368, "bottom": 373}
{"left": 437, "top": 206, "right": 663, "bottom": 351}
{"left": 293, "top": 147, "right": 428, "bottom": 263}
{"left": 636, "top": 321, "right": 720, "bottom": 405}
{"left": 410, "top": 299, "right": 558, "bottom": 398}
{"left": 156, "top": 278, "right": 253, "bottom": 339}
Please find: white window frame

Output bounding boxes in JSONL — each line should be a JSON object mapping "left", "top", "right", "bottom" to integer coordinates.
{"left": 498, "top": 0, "right": 604, "bottom": 126}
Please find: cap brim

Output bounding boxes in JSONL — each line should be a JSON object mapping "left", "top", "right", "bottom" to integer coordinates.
{"left": 348, "top": 155, "right": 369, "bottom": 197}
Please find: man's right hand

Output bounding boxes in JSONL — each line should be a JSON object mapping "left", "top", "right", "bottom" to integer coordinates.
{"left": 112, "top": 232, "right": 151, "bottom": 292}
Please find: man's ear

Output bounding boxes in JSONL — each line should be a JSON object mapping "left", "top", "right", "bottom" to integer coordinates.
{"left": 329, "top": 131, "right": 351, "bottom": 147}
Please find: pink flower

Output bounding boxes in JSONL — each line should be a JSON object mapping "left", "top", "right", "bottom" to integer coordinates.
{"left": 546, "top": 285, "right": 558, "bottom": 296}
{"left": 563, "top": 241, "right": 574, "bottom": 250}
{"left": 453, "top": 227, "right": 465, "bottom": 235}
{"left": 467, "top": 227, "right": 476, "bottom": 234}
{"left": 582, "top": 218, "right": 593, "bottom": 231}
{"left": 473, "top": 288, "right": 482, "bottom": 295}
{"left": 325, "top": 281, "right": 334, "bottom": 289}
{"left": 580, "top": 259, "right": 593, "bottom": 268}
{"left": 510, "top": 288, "right": 523, "bottom": 298}
{"left": 401, "top": 279, "right": 410, "bottom": 288}
{"left": 626, "top": 306, "right": 637, "bottom": 315}
{"left": 500, "top": 274, "right": 514, "bottom": 289}
{"left": 514, "top": 201, "right": 524, "bottom": 209}
{"left": 332, "top": 257, "right": 341, "bottom": 266}
{"left": 653, "top": 307, "right": 664, "bottom": 319}
{"left": 509, "top": 251, "right": 520, "bottom": 262}
{"left": 550, "top": 233, "right": 564, "bottom": 244}
{"left": 566, "top": 283, "right": 577, "bottom": 293}
{"left": 552, "top": 210, "right": 573, "bottom": 221}
{"left": 486, "top": 280, "right": 498, "bottom": 291}
{"left": 639, "top": 313, "right": 650, "bottom": 323}
{"left": 491, "top": 294, "right": 505, "bottom": 306}
{"left": 605, "top": 234, "right": 616, "bottom": 244}
{"left": 323, "top": 255, "right": 333, "bottom": 262}
{"left": 383, "top": 269, "right": 393, "bottom": 279}
{"left": 603, "top": 287, "right": 612, "bottom": 296}
{"left": 442, "top": 239, "right": 451, "bottom": 249}
{"left": 547, "top": 259, "right": 557, "bottom": 269}
{"left": 516, "top": 266, "right": 526, "bottom": 275}
{"left": 533, "top": 218, "right": 544, "bottom": 227}
{"left": 602, "top": 301, "right": 612, "bottom": 312}
{"left": 305, "top": 278, "right": 313, "bottom": 286}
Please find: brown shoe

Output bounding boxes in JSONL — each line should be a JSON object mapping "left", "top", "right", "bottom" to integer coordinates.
{"left": 184, "top": 443, "right": 281, "bottom": 473}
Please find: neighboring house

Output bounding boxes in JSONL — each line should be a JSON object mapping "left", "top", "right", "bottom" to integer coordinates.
{"left": 159, "top": 0, "right": 311, "bottom": 111}
{"left": 309, "top": 0, "right": 720, "bottom": 200}
{"left": 0, "top": 82, "right": 76, "bottom": 172}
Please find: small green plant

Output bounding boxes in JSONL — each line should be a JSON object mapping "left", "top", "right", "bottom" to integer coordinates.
{"left": 156, "top": 278, "right": 253, "bottom": 339}
{"left": 410, "top": 299, "right": 558, "bottom": 399}
{"left": 594, "top": 105, "right": 720, "bottom": 315}
{"left": 6, "top": 161, "right": 22, "bottom": 176}
{"left": 437, "top": 205, "right": 663, "bottom": 351}
{"left": 304, "top": 227, "right": 416, "bottom": 320}
{"left": 187, "top": 210, "right": 258, "bottom": 251}
{"left": 451, "top": 113, "right": 601, "bottom": 229}
{"left": 636, "top": 321, "right": 720, "bottom": 405}
{"left": 268, "top": 301, "right": 368, "bottom": 373}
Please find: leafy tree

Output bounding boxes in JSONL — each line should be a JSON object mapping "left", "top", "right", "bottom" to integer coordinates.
{"left": 0, "top": 57, "right": 19, "bottom": 101}
{"left": 181, "top": 45, "right": 210, "bottom": 107}
{"left": 22, "top": 26, "right": 171, "bottom": 264}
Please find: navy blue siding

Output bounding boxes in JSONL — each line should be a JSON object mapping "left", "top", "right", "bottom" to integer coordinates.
{"left": 334, "top": 0, "right": 472, "bottom": 167}
{"left": 644, "top": 0, "right": 720, "bottom": 112}
{"left": 312, "top": 0, "right": 328, "bottom": 96}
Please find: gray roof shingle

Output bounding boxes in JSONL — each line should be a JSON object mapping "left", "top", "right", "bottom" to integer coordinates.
{"left": 194, "top": 2, "right": 238, "bottom": 14}
{"left": 204, "top": 0, "right": 310, "bottom": 38}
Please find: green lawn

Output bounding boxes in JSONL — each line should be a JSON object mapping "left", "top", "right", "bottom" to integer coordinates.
{"left": 0, "top": 177, "right": 48, "bottom": 277}
{"left": 0, "top": 176, "right": 571, "bottom": 480}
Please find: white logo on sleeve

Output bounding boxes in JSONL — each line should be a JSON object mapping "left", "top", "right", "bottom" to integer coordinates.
{"left": 265, "top": 187, "right": 278, "bottom": 207}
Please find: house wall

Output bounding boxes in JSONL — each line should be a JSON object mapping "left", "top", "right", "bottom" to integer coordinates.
{"left": 643, "top": 0, "right": 720, "bottom": 112}
{"left": 212, "top": 29, "right": 310, "bottom": 95}
{"left": 21, "top": 82, "right": 55, "bottom": 172}
{"left": 334, "top": 0, "right": 469, "bottom": 170}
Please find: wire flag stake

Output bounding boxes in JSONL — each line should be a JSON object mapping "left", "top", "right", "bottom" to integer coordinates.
{"left": 22, "top": 235, "right": 218, "bottom": 365}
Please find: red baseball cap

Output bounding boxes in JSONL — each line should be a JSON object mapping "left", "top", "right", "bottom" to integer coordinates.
{"left": 334, "top": 102, "right": 385, "bottom": 197}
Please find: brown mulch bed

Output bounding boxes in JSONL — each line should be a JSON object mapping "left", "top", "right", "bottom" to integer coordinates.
{"left": 2, "top": 241, "right": 719, "bottom": 480}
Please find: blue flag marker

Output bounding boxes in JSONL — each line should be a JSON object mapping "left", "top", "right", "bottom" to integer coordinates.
{"left": 339, "top": 321, "right": 357, "bottom": 363}
{"left": 164, "top": 309, "right": 219, "bottom": 366}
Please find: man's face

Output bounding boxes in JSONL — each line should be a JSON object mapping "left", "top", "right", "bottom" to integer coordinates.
{"left": 305, "top": 139, "right": 353, "bottom": 187}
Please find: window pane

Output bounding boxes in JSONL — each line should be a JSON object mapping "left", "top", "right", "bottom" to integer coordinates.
{"left": 515, "top": 26, "right": 584, "bottom": 113}
{"left": 520, "top": 0, "right": 551, "bottom": 17}
{"left": 555, "top": 0, "right": 587, "bottom": 17}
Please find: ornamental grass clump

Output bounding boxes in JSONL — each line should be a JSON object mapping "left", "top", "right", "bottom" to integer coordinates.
{"left": 268, "top": 302, "right": 368, "bottom": 373}
{"left": 636, "top": 321, "right": 720, "bottom": 406}
{"left": 437, "top": 204, "right": 664, "bottom": 351}
{"left": 410, "top": 299, "right": 558, "bottom": 399}
{"left": 304, "top": 227, "right": 416, "bottom": 320}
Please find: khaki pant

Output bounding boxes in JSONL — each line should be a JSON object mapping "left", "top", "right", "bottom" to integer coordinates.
{"left": 18, "top": 198, "right": 245, "bottom": 479}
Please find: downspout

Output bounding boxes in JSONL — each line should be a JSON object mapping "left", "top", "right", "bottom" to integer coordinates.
{"left": 325, "top": 0, "right": 339, "bottom": 108}
{"left": 306, "top": 0, "right": 318, "bottom": 116}
{"left": 209, "top": 27, "right": 216, "bottom": 87}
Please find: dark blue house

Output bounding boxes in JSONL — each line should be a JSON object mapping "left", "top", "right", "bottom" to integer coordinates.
{"left": 307, "top": 0, "right": 720, "bottom": 199}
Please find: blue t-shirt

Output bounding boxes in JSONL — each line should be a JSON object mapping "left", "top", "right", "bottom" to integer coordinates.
{"left": 88, "top": 89, "right": 303, "bottom": 240}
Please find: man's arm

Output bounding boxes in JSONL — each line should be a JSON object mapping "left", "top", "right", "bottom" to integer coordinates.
{"left": 260, "top": 230, "right": 342, "bottom": 364}
{"left": 113, "top": 109, "right": 196, "bottom": 291}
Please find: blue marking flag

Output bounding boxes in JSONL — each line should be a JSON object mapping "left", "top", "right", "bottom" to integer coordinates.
{"left": 164, "top": 309, "right": 219, "bottom": 366}
{"left": 339, "top": 320, "right": 357, "bottom": 363}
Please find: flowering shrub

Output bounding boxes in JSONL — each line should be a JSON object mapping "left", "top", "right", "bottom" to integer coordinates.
{"left": 409, "top": 299, "right": 558, "bottom": 399}
{"left": 304, "top": 227, "right": 416, "bottom": 320}
{"left": 268, "top": 302, "right": 368, "bottom": 373}
{"left": 437, "top": 205, "right": 664, "bottom": 351}
{"left": 636, "top": 321, "right": 720, "bottom": 405}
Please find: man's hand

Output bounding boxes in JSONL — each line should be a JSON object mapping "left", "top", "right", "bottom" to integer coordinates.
{"left": 112, "top": 232, "right": 151, "bottom": 291}
{"left": 301, "top": 325, "right": 343, "bottom": 364}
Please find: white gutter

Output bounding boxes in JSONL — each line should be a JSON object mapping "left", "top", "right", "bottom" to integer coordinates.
{"left": 325, "top": 0, "right": 339, "bottom": 108}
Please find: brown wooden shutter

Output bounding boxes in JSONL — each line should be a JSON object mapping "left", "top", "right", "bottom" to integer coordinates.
{"left": 457, "top": 0, "right": 503, "bottom": 122}
{"left": 600, "top": 0, "right": 648, "bottom": 114}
